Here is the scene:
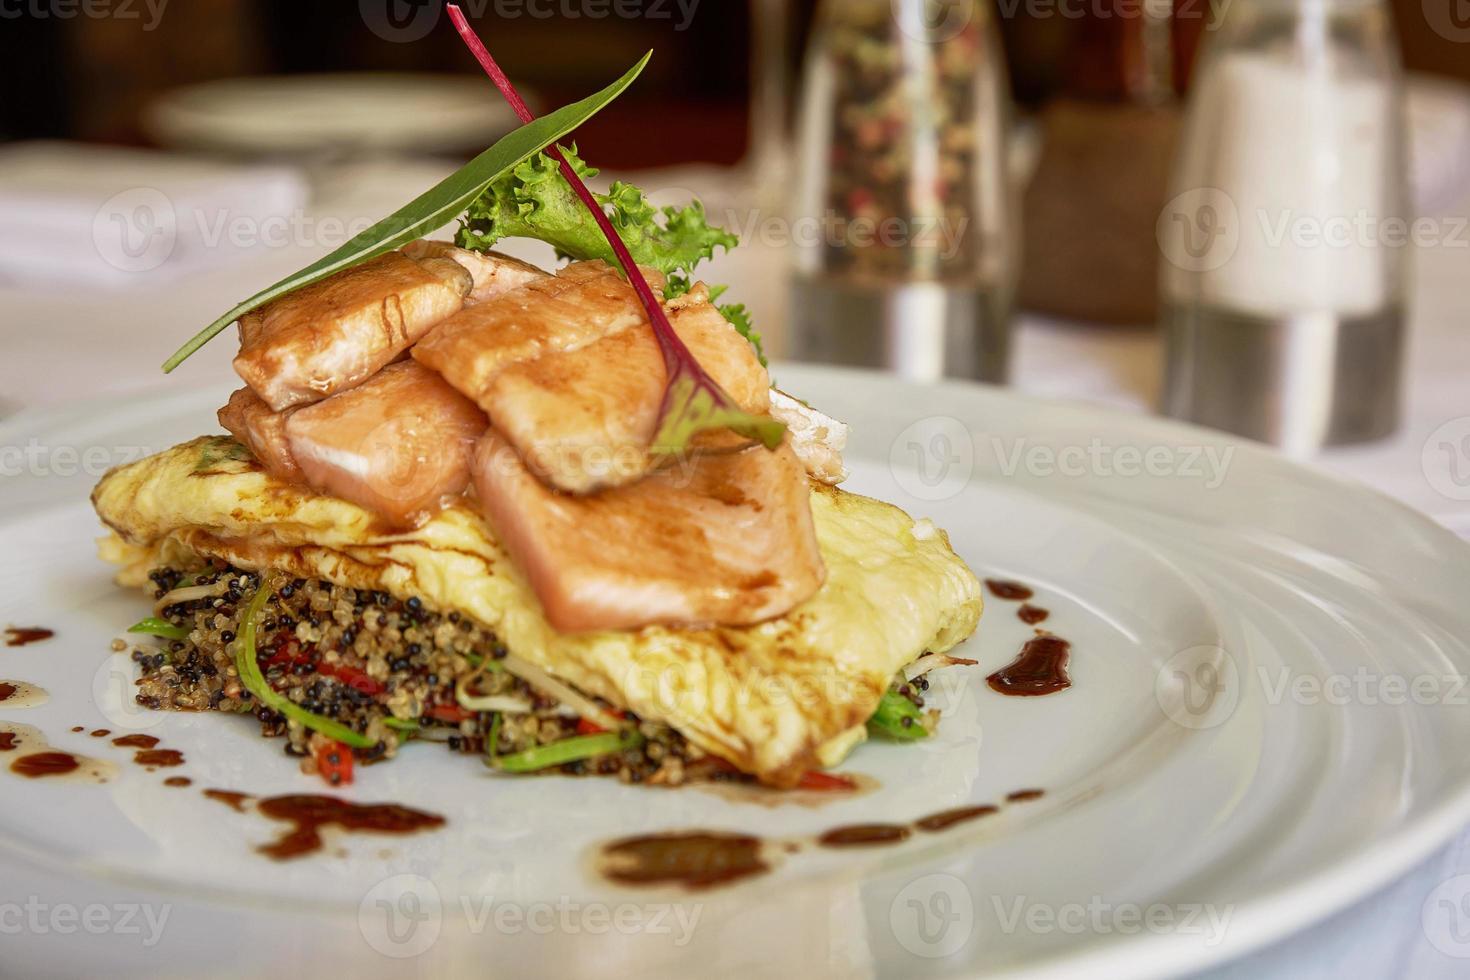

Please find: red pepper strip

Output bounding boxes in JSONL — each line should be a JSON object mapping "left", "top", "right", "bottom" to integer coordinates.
{"left": 319, "top": 662, "right": 384, "bottom": 697}
{"left": 260, "top": 633, "right": 383, "bottom": 697}
{"left": 313, "top": 740, "right": 354, "bottom": 787}
{"left": 262, "top": 633, "right": 305, "bottom": 671}
{"left": 575, "top": 718, "right": 606, "bottom": 736}
{"left": 428, "top": 704, "right": 473, "bottom": 724}
{"left": 797, "top": 771, "right": 858, "bottom": 792}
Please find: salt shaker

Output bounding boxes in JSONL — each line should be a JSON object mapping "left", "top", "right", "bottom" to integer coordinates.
{"left": 788, "top": 0, "right": 1016, "bottom": 383}
{"left": 1159, "top": 0, "right": 1409, "bottom": 452}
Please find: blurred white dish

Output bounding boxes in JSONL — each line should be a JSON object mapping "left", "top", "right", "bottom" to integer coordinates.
{"left": 144, "top": 73, "right": 526, "bottom": 157}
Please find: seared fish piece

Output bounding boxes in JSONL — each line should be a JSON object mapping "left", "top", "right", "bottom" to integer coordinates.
{"left": 93, "top": 438, "right": 983, "bottom": 786}
{"left": 486, "top": 286, "right": 771, "bottom": 494}
{"left": 285, "top": 361, "right": 487, "bottom": 528}
{"left": 401, "top": 240, "right": 548, "bottom": 305}
{"left": 473, "top": 429, "right": 825, "bottom": 632}
{"left": 236, "top": 250, "right": 473, "bottom": 412}
{"left": 412, "top": 260, "right": 667, "bottom": 407}
{"left": 217, "top": 387, "right": 302, "bottom": 482}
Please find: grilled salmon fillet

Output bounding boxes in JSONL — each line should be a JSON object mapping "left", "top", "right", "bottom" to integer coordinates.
{"left": 401, "top": 240, "right": 548, "bottom": 305}
{"left": 473, "top": 430, "right": 824, "bottom": 632}
{"left": 485, "top": 284, "right": 771, "bottom": 494}
{"left": 412, "top": 260, "right": 667, "bottom": 408}
{"left": 235, "top": 250, "right": 473, "bottom": 411}
{"left": 92, "top": 437, "right": 982, "bottom": 786}
{"left": 285, "top": 361, "right": 487, "bottom": 528}
{"left": 217, "top": 387, "right": 302, "bottom": 482}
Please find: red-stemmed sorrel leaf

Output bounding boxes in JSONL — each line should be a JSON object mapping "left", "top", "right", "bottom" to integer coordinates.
{"left": 446, "top": 4, "right": 784, "bottom": 457}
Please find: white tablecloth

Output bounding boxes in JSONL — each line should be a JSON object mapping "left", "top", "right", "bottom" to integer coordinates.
{"left": 1, "top": 156, "right": 1467, "bottom": 979}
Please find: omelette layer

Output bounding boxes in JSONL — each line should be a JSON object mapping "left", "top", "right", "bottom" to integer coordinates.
{"left": 93, "top": 437, "right": 983, "bottom": 786}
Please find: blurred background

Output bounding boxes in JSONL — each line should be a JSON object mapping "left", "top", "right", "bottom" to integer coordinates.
{"left": 1, "top": 0, "right": 1468, "bottom": 522}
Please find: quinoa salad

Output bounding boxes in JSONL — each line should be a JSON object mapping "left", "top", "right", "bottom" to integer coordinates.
{"left": 129, "top": 562, "right": 732, "bottom": 789}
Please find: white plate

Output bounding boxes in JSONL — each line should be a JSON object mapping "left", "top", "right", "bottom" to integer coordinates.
{"left": 2, "top": 367, "right": 1469, "bottom": 979}
{"left": 144, "top": 74, "right": 526, "bottom": 156}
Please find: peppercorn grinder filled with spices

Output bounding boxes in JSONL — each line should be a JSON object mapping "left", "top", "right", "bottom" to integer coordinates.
{"left": 789, "top": 0, "right": 1018, "bottom": 383}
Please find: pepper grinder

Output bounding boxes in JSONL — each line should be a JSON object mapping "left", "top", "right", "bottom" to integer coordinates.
{"left": 788, "top": 0, "right": 1017, "bottom": 383}
{"left": 1159, "top": 0, "right": 1410, "bottom": 452}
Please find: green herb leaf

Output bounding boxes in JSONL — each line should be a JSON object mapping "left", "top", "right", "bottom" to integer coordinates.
{"left": 194, "top": 437, "right": 253, "bottom": 473}
{"left": 490, "top": 728, "right": 643, "bottom": 773}
{"left": 458, "top": 147, "right": 738, "bottom": 281}
{"left": 161, "top": 54, "right": 652, "bottom": 374}
{"left": 127, "top": 617, "right": 190, "bottom": 641}
{"left": 866, "top": 689, "right": 930, "bottom": 741}
{"left": 236, "top": 581, "right": 377, "bottom": 750}
{"left": 716, "top": 301, "right": 766, "bottom": 366}
{"left": 484, "top": 711, "right": 504, "bottom": 767}
{"left": 651, "top": 372, "right": 786, "bottom": 456}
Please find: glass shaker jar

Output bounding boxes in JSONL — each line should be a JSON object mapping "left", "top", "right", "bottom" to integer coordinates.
{"left": 1159, "top": 0, "right": 1409, "bottom": 451}
{"left": 788, "top": 0, "right": 1016, "bottom": 383}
